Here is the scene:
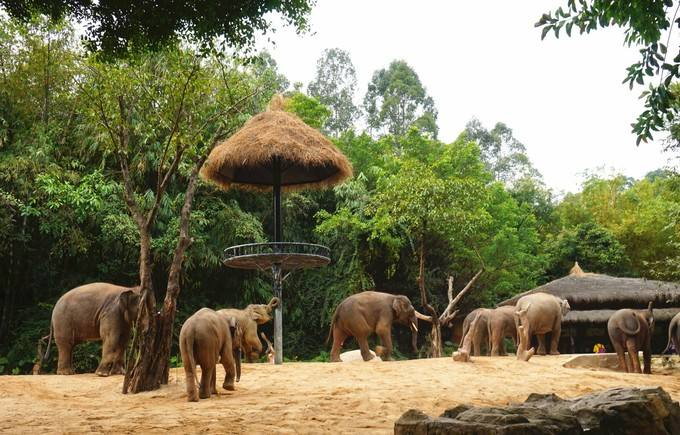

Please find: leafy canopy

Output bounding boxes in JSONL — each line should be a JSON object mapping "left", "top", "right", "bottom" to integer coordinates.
{"left": 1, "top": 0, "right": 314, "bottom": 57}
{"left": 537, "top": 0, "right": 680, "bottom": 145}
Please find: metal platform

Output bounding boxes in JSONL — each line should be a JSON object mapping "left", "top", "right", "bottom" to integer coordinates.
{"left": 223, "top": 242, "right": 330, "bottom": 271}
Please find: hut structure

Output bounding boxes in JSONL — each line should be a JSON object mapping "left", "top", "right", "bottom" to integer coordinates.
{"left": 498, "top": 262, "right": 680, "bottom": 354}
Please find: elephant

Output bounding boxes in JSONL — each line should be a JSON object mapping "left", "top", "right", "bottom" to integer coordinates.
{"left": 328, "top": 291, "right": 420, "bottom": 362}
{"left": 460, "top": 306, "right": 517, "bottom": 356}
{"left": 179, "top": 308, "right": 239, "bottom": 402}
{"left": 41, "top": 282, "right": 140, "bottom": 376}
{"left": 607, "top": 302, "right": 654, "bottom": 374}
{"left": 486, "top": 305, "right": 518, "bottom": 356}
{"left": 217, "top": 297, "right": 279, "bottom": 362}
{"left": 514, "top": 292, "right": 570, "bottom": 355}
{"left": 663, "top": 311, "right": 680, "bottom": 355}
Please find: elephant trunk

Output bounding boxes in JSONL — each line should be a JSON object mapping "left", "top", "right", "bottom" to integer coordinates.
{"left": 234, "top": 348, "right": 241, "bottom": 382}
{"left": 267, "top": 297, "right": 280, "bottom": 313}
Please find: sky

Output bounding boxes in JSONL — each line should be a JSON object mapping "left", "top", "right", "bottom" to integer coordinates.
{"left": 255, "top": 0, "right": 675, "bottom": 195}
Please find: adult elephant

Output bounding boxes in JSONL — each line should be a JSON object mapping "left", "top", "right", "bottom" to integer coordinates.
{"left": 514, "top": 292, "right": 570, "bottom": 356}
{"left": 218, "top": 297, "right": 278, "bottom": 362}
{"left": 608, "top": 302, "right": 654, "bottom": 374}
{"left": 663, "top": 311, "right": 680, "bottom": 355}
{"left": 179, "top": 308, "right": 239, "bottom": 402}
{"left": 328, "top": 291, "right": 421, "bottom": 362}
{"left": 42, "top": 282, "right": 140, "bottom": 376}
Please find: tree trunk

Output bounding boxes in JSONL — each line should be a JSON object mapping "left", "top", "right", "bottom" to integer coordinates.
{"left": 417, "top": 238, "right": 441, "bottom": 358}
{"left": 123, "top": 146, "right": 213, "bottom": 393}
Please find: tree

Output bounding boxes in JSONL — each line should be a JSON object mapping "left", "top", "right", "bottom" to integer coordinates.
{"left": 79, "top": 47, "right": 265, "bottom": 393}
{"left": 465, "top": 119, "right": 540, "bottom": 186}
{"left": 364, "top": 60, "right": 438, "bottom": 140}
{"left": 307, "top": 48, "right": 360, "bottom": 136}
{"left": 536, "top": 1, "right": 680, "bottom": 145}
{"left": 543, "top": 222, "right": 629, "bottom": 279}
{"left": 2, "top": 0, "right": 313, "bottom": 57}
{"left": 371, "top": 156, "right": 487, "bottom": 356}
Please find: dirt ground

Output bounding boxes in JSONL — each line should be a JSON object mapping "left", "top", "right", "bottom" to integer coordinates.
{"left": 2, "top": 355, "right": 680, "bottom": 434}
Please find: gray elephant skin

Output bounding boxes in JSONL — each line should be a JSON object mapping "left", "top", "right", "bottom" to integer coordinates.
{"left": 514, "top": 292, "right": 570, "bottom": 355}
{"left": 43, "top": 282, "right": 140, "bottom": 376}
{"left": 217, "top": 297, "right": 278, "bottom": 362}
{"left": 664, "top": 311, "right": 680, "bottom": 355}
{"left": 460, "top": 306, "right": 517, "bottom": 356}
{"left": 328, "top": 291, "right": 419, "bottom": 362}
{"left": 179, "top": 308, "right": 239, "bottom": 402}
{"left": 608, "top": 302, "right": 654, "bottom": 374}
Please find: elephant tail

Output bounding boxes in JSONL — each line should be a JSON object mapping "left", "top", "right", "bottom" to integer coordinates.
{"left": 326, "top": 308, "right": 339, "bottom": 346}
{"left": 33, "top": 322, "right": 53, "bottom": 375}
{"left": 663, "top": 319, "right": 678, "bottom": 354}
{"left": 620, "top": 312, "right": 641, "bottom": 336}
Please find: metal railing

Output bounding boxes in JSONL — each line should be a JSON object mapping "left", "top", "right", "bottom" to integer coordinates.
{"left": 224, "top": 242, "right": 330, "bottom": 258}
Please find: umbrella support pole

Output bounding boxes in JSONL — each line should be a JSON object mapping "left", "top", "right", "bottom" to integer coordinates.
{"left": 272, "top": 263, "right": 283, "bottom": 364}
{"left": 272, "top": 157, "right": 283, "bottom": 365}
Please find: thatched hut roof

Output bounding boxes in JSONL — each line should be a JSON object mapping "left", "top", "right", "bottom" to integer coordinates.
{"left": 563, "top": 308, "right": 680, "bottom": 324}
{"left": 499, "top": 267, "right": 680, "bottom": 310}
{"left": 200, "top": 95, "right": 352, "bottom": 192}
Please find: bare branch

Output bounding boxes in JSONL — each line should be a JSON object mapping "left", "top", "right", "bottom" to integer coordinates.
{"left": 156, "top": 58, "right": 200, "bottom": 196}
{"left": 438, "top": 268, "right": 483, "bottom": 325}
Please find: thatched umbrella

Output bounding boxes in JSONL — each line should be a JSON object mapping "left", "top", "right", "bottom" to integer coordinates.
{"left": 200, "top": 95, "right": 352, "bottom": 364}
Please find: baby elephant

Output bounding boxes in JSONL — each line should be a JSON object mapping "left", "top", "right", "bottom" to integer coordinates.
{"left": 179, "top": 308, "right": 239, "bottom": 402}
{"left": 607, "top": 302, "right": 654, "bottom": 374}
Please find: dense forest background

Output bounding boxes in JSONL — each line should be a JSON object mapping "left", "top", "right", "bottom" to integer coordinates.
{"left": 1, "top": 18, "right": 680, "bottom": 374}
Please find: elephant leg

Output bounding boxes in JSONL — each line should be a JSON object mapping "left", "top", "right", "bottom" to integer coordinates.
{"left": 376, "top": 326, "right": 392, "bottom": 361}
{"left": 549, "top": 321, "right": 561, "bottom": 355}
{"left": 199, "top": 364, "right": 214, "bottom": 399}
{"left": 472, "top": 332, "right": 482, "bottom": 356}
{"left": 55, "top": 336, "right": 75, "bottom": 375}
{"left": 210, "top": 366, "right": 218, "bottom": 395}
{"left": 96, "top": 335, "right": 119, "bottom": 377}
{"left": 536, "top": 334, "right": 547, "bottom": 355}
{"left": 488, "top": 324, "right": 500, "bottom": 357}
{"left": 330, "top": 328, "right": 348, "bottom": 362}
{"left": 356, "top": 334, "right": 374, "bottom": 361}
{"left": 625, "top": 338, "right": 641, "bottom": 374}
{"left": 611, "top": 339, "right": 628, "bottom": 372}
{"left": 221, "top": 344, "right": 236, "bottom": 391}
{"left": 643, "top": 345, "right": 652, "bottom": 375}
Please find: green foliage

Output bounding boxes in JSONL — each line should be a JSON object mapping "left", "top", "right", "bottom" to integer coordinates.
{"left": 308, "top": 48, "right": 360, "bottom": 135}
{"left": 2, "top": 0, "right": 313, "bottom": 57}
{"left": 537, "top": 1, "right": 680, "bottom": 145}
{"left": 285, "top": 91, "right": 331, "bottom": 129}
{"left": 364, "top": 60, "right": 438, "bottom": 139}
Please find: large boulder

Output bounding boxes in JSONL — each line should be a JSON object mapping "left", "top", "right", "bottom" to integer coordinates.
{"left": 394, "top": 387, "right": 680, "bottom": 434}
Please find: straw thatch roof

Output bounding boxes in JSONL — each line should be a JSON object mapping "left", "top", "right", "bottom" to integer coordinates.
{"left": 200, "top": 95, "right": 352, "bottom": 192}
{"left": 562, "top": 308, "right": 680, "bottom": 324}
{"left": 499, "top": 266, "right": 680, "bottom": 311}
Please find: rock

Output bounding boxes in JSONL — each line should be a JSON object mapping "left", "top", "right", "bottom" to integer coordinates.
{"left": 562, "top": 353, "right": 621, "bottom": 371}
{"left": 394, "top": 387, "right": 680, "bottom": 435}
{"left": 338, "top": 349, "right": 381, "bottom": 362}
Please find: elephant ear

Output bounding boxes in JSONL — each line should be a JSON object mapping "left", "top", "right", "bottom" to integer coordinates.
{"left": 246, "top": 305, "right": 264, "bottom": 322}
{"left": 119, "top": 290, "right": 140, "bottom": 323}
{"left": 392, "top": 296, "right": 410, "bottom": 315}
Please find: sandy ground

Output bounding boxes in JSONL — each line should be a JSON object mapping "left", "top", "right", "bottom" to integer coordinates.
{"left": 2, "top": 355, "right": 680, "bottom": 434}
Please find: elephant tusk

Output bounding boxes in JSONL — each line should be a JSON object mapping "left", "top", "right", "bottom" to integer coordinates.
{"left": 411, "top": 321, "right": 418, "bottom": 332}
{"left": 414, "top": 311, "right": 432, "bottom": 322}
